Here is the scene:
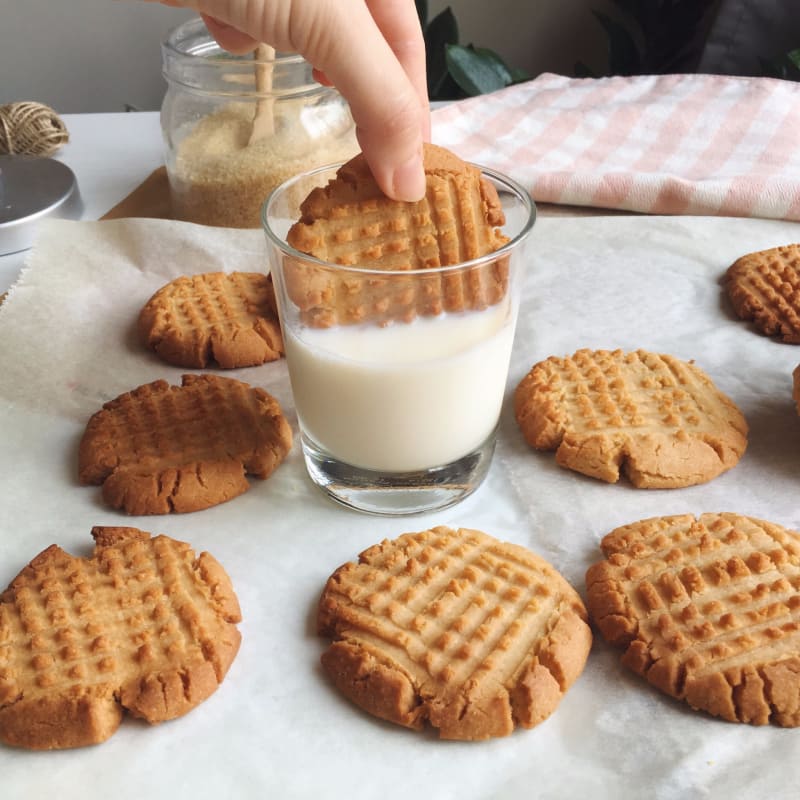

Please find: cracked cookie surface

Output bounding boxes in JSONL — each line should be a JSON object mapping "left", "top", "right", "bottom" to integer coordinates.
{"left": 138, "top": 271, "right": 284, "bottom": 369}
{"left": 0, "top": 526, "right": 242, "bottom": 749}
{"left": 317, "top": 526, "right": 591, "bottom": 740}
{"left": 586, "top": 513, "right": 800, "bottom": 725}
{"left": 78, "top": 374, "right": 292, "bottom": 514}
{"left": 514, "top": 348, "right": 748, "bottom": 488}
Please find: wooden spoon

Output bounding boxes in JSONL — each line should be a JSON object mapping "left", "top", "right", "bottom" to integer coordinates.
{"left": 249, "top": 43, "right": 276, "bottom": 145}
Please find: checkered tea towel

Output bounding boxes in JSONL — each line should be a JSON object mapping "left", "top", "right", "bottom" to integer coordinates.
{"left": 432, "top": 72, "right": 800, "bottom": 220}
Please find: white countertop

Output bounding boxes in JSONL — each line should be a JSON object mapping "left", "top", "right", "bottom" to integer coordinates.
{"left": 0, "top": 112, "right": 166, "bottom": 293}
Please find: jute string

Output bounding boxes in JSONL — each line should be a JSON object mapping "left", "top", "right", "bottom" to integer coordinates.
{"left": 0, "top": 101, "right": 69, "bottom": 157}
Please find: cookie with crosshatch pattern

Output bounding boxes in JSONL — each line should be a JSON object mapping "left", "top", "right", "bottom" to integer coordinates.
{"left": 0, "top": 525, "right": 242, "bottom": 749}
{"left": 586, "top": 513, "right": 800, "bottom": 726}
{"left": 138, "top": 271, "right": 284, "bottom": 369}
{"left": 317, "top": 526, "right": 591, "bottom": 740}
{"left": 514, "top": 348, "right": 748, "bottom": 488}
{"left": 78, "top": 374, "right": 292, "bottom": 514}
{"left": 285, "top": 143, "right": 510, "bottom": 328}
{"left": 725, "top": 243, "right": 800, "bottom": 343}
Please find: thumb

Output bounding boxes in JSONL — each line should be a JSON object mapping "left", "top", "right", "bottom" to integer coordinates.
{"left": 353, "top": 95, "right": 426, "bottom": 203}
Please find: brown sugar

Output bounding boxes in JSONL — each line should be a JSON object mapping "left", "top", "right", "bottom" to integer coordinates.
{"left": 169, "top": 101, "right": 358, "bottom": 228}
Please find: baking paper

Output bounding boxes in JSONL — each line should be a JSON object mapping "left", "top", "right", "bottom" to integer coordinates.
{"left": 0, "top": 215, "right": 798, "bottom": 800}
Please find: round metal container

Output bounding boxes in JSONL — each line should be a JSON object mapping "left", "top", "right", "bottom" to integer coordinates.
{"left": 0, "top": 155, "right": 83, "bottom": 256}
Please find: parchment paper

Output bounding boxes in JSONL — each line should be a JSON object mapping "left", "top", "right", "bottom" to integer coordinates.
{"left": 0, "top": 215, "right": 798, "bottom": 800}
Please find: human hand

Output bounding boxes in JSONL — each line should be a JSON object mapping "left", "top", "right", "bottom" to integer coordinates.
{"left": 147, "top": 0, "right": 429, "bottom": 201}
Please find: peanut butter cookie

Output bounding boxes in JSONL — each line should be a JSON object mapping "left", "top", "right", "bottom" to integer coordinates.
{"left": 285, "top": 143, "right": 510, "bottom": 327}
{"left": 138, "top": 271, "right": 283, "bottom": 368}
{"left": 0, "top": 525, "right": 242, "bottom": 749}
{"left": 514, "top": 348, "right": 748, "bottom": 488}
{"left": 318, "top": 526, "right": 591, "bottom": 740}
{"left": 586, "top": 513, "right": 800, "bottom": 725}
{"left": 725, "top": 243, "right": 800, "bottom": 343}
{"left": 79, "top": 374, "right": 292, "bottom": 514}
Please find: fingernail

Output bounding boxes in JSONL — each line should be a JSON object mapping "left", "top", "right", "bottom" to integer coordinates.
{"left": 391, "top": 153, "right": 426, "bottom": 202}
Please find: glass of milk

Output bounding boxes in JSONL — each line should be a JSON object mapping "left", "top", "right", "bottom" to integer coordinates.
{"left": 262, "top": 163, "right": 535, "bottom": 515}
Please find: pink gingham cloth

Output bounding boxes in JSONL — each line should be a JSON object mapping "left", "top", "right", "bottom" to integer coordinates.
{"left": 432, "top": 72, "right": 800, "bottom": 220}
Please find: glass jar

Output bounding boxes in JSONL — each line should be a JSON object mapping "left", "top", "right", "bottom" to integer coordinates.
{"left": 160, "top": 17, "right": 358, "bottom": 228}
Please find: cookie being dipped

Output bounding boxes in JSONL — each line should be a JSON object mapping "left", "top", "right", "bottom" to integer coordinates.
{"left": 285, "top": 143, "right": 510, "bottom": 327}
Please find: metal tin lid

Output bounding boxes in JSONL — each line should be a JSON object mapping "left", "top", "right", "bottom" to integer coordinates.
{"left": 0, "top": 155, "right": 83, "bottom": 256}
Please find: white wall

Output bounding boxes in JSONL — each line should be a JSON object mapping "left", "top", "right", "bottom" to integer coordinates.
{"left": 0, "top": 0, "right": 612, "bottom": 114}
{"left": 0, "top": 0, "right": 194, "bottom": 113}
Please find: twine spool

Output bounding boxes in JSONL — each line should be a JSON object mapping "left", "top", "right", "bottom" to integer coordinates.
{"left": 0, "top": 101, "right": 69, "bottom": 157}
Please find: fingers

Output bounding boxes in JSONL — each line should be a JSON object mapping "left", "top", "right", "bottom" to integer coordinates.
{"left": 300, "top": 0, "right": 427, "bottom": 200}
{"left": 364, "top": 0, "right": 430, "bottom": 141}
{"left": 200, "top": 14, "right": 259, "bottom": 54}
{"left": 154, "top": 0, "right": 428, "bottom": 201}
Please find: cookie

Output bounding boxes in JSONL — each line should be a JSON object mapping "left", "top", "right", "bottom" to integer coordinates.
{"left": 78, "top": 374, "right": 292, "bottom": 514}
{"left": 317, "top": 526, "right": 591, "bottom": 740}
{"left": 0, "top": 525, "right": 242, "bottom": 749}
{"left": 284, "top": 143, "right": 510, "bottom": 327}
{"left": 138, "top": 271, "right": 284, "bottom": 368}
{"left": 725, "top": 243, "right": 800, "bottom": 343}
{"left": 514, "top": 348, "right": 748, "bottom": 488}
{"left": 586, "top": 513, "right": 800, "bottom": 726}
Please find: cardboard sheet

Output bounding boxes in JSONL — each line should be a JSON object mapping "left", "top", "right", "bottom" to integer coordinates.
{"left": 0, "top": 215, "right": 798, "bottom": 800}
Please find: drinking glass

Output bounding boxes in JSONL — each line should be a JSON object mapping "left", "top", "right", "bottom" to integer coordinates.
{"left": 263, "top": 163, "right": 535, "bottom": 514}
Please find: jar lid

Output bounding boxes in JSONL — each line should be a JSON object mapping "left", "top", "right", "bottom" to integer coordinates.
{"left": 0, "top": 155, "right": 83, "bottom": 256}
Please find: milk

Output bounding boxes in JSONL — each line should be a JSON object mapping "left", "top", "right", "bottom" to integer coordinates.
{"left": 284, "top": 302, "right": 516, "bottom": 472}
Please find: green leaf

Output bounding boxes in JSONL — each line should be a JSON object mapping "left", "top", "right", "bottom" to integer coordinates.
{"left": 592, "top": 9, "right": 641, "bottom": 75}
{"left": 508, "top": 66, "right": 531, "bottom": 84}
{"left": 788, "top": 48, "right": 800, "bottom": 71}
{"left": 471, "top": 47, "right": 514, "bottom": 82}
{"left": 432, "top": 72, "right": 467, "bottom": 102}
{"left": 425, "top": 7, "right": 459, "bottom": 97}
{"left": 574, "top": 61, "right": 596, "bottom": 79}
{"left": 445, "top": 44, "right": 514, "bottom": 97}
{"left": 415, "top": 0, "right": 428, "bottom": 30}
